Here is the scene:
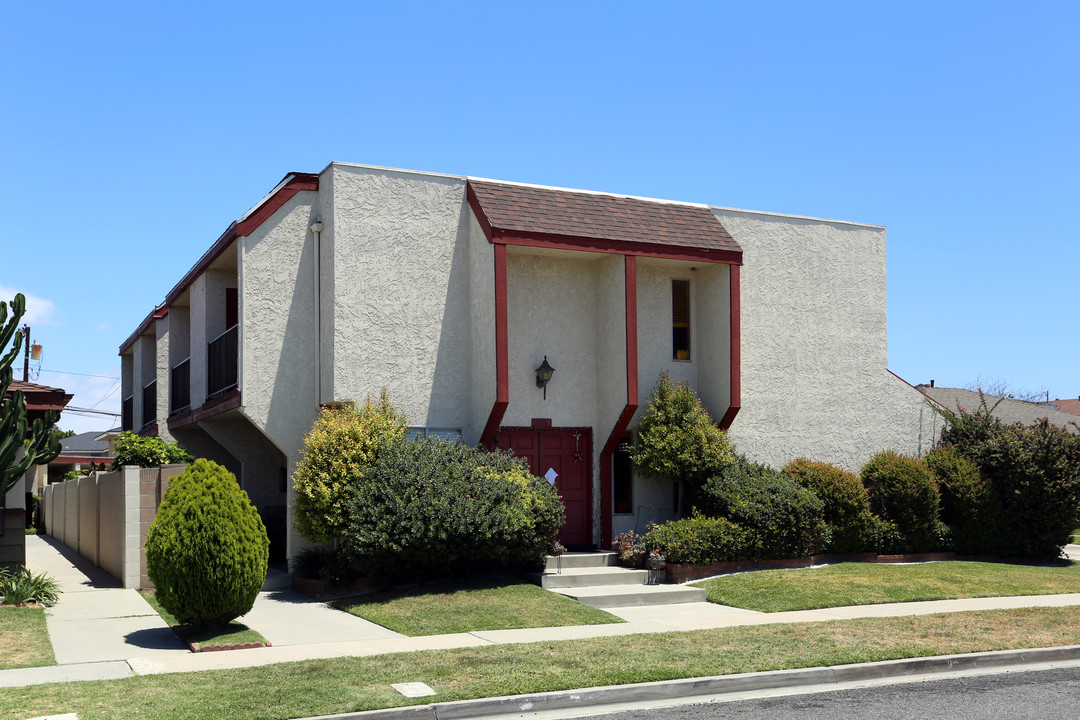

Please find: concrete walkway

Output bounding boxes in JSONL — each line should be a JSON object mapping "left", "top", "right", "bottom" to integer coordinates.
{"left": 4, "top": 536, "right": 1080, "bottom": 689}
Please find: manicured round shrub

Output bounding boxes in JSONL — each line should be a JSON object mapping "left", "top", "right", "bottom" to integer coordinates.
{"left": 344, "top": 438, "right": 564, "bottom": 580}
{"left": 698, "top": 459, "right": 824, "bottom": 559}
{"left": 782, "top": 458, "right": 875, "bottom": 554}
{"left": 292, "top": 391, "right": 407, "bottom": 543}
{"left": 924, "top": 445, "right": 1001, "bottom": 555}
{"left": 644, "top": 514, "right": 761, "bottom": 564}
{"left": 860, "top": 450, "right": 942, "bottom": 553}
{"left": 145, "top": 459, "right": 269, "bottom": 628}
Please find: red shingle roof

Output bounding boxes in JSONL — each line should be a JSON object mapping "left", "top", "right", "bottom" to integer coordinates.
{"left": 468, "top": 180, "right": 741, "bottom": 255}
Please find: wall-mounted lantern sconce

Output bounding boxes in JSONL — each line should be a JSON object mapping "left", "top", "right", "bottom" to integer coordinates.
{"left": 535, "top": 356, "right": 555, "bottom": 399}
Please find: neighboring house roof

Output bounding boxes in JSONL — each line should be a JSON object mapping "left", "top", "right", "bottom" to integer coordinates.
{"left": 59, "top": 431, "right": 113, "bottom": 458}
{"left": 915, "top": 386, "right": 1080, "bottom": 431}
{"left": 468, "top": 179, "right": 742, "bottom": 257}
{"left": 5, "top": 379, "right": 73, "bottom": 421}
{"left": 1047, "top": 398, "right": 1080, "bottom": 415}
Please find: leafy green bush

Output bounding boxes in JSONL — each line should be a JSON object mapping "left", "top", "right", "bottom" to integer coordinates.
{"left": 110, "top": 431, "right": 192, "bottom": 470}
{"left": 860, "top": 450, "right": 943, "bottom": 553}
{"left": 782, "top": 458, "right": 876, "bottom": 554}
{"left": 643, "top": 514, "right": 761, "bottom": 564}
{"left": 292, "top": 391, "right": 407, "bottom": 543}
{"left": 633, "top": 373, "right": 735, "bottom": 516}
{"left": 344, "top": 438, "right": 564, "bottom": 581}
{"left": 938, "top": 399, "right": 1080, "bottom": 558}
{"left": 145, "top": 459, "right": 268, "bottom": 628}
{"left": 924, "top": 445, "right": 1001, "bottom": 555}
{"left": 698, "top": 459, "right": 824, "bottom": 559}
{"left": 0, "top": 567, "right": 60, "bottom": 606}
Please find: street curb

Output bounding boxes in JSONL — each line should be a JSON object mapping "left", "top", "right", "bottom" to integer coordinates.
{"left": 299, "top": 645, "right": 1080, "bottom": 720}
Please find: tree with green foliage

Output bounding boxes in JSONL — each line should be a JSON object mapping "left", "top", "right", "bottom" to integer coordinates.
{"left": 109, "top": 431, "right": 192, "bottom": 470}
{"left": 145, "top": 459, "right": 268, "bottom": 628}
{"left": 632, "top": 373, "right": 735, "bottom": 518}
{"left": 1, "top": 294, "right": 61, "bottom": 498}
{"left": 292, "top": 390, "right": 408, "bottom": 543}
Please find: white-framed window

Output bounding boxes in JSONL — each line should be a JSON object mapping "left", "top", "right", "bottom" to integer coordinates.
{"left": 407, "top": 427, "right": 464, "bottom": 442}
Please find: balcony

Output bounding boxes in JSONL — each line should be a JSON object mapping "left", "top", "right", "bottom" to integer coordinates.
{"left": 122, "top": 396, "right": 133, "bottom": 432}
{"left": 170, "top": 358, "right": 191, "bottom": 415}
{"left": 141, "top": 381, "right": 157, "bottom": 429}
{"left": 207, "top": 325, "right": 238, "bottom": 398}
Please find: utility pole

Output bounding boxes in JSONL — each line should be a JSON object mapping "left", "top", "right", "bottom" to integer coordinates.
{"left": 21, "top": 325, "right": 29, "bottom": 382}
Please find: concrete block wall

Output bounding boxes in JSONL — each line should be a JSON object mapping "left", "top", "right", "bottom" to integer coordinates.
{"left": 42, "top": 465, "right": 180, "bottom": 588}
{"left": 0, "top": 511, "right": 27, "bottom": 568}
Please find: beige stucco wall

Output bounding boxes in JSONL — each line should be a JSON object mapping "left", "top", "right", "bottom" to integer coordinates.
{"left": 713, "top": 207, "right": 934, "bottom": 471}
{"left": 326, "top": 165, "right": 472, "bottom": 432}
{"left": 466, "top": 208, "right": 496, "bottom": 446}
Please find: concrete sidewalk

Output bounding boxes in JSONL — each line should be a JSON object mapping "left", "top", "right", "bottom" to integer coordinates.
{"left": 5, "top": 536, "right": 1080, "bottom": 689}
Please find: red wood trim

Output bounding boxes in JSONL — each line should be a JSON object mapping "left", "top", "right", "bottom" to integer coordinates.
{"left": 530, "top": 418, "right": 552, "bottom": 428}
{"left": 52, "top": 456, "right": 111, "bottom": 464}
{"left": 479, "top": 243, "right": 510, "bottom": 448}
{"left": 234, "top": 174, "right": 319, "bottom": 237}
{"left": 720, "top": 264, "right": 741, "bottom": 430}
{"left": 167, "top": 389, "right": 241, "bottom": 431}
{"left": 466, "top": 182, "right": 495, "bottom": 241}
{"left": 624, "top": 255, "right": 639, "bottom": 409}
{"left": 137, "top": 423, "right": 159, "bottom": 438}
{"left": 152, "top": 307, "right": 169, "bottom": 319}
{"left": 494, "top": 229, "right": 743, "bottom": 266}
{"left": 600, "top": 254, "right": 641, "bottom": 544}
{"left": 119, "top": 312, "right": 156, "bottom": 355}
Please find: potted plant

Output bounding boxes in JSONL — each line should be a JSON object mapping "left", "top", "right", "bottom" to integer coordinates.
{"left": 612, "top": 531, "right": 646, "bottom": 568}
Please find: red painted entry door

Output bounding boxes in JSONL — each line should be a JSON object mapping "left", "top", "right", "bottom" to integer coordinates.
{"left": 496, "top": 428, "right": 592, "bottom": 548}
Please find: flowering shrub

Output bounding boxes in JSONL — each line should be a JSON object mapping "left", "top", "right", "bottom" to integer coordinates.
{"left": 643, "top": 513, "right": 761, "bottom": 564}
{"left": 344, "top": 438, "right": 564, "bottom": 581}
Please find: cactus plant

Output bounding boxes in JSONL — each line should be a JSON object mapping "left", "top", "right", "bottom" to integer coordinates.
{"left": 1, "top": 293, "right": 61, "bottom": 497}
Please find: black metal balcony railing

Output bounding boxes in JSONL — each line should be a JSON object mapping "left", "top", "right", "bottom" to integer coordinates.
{"left": 170, "top": 358, "right": 191, "bottom": 414}
{"left": 141, "top": 380, "right": 157, "bottom": 428}
{"left": 207, "top": 325, "right": 238, "bottom": 398}
{"left": 122, "top": 396, "right": 134, "bottom": 432}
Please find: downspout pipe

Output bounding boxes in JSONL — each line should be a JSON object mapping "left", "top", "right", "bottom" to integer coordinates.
{"left": 310, "top": 220, "right": 324, "bottom": 408}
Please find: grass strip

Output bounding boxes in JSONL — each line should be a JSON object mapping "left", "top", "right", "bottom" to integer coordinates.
{"left": 0, "top": 606, "right": 55, "bottom": 670}
{"left": 140, "top": 591, "right": 269, "bottom": 650}
{"left": 332, "top": 578, "right": 622, "bottom": 635}
{"left": 2, "top": 606, "right": 1080, "bottom": 719}
{"left": 693, "top": 560, "right": 1080, "bottom": 612}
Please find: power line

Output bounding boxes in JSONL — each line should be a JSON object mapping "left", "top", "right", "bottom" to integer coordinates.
{"left": 39, "top": 369, "right": 120, "bottom": 380}
{"left": 64, "top": 407, "right": 121, "bottom": 417}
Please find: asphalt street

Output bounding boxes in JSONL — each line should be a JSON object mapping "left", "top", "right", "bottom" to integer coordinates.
{"left": 572, "top": 664, "right": 1080, "bottom": 720}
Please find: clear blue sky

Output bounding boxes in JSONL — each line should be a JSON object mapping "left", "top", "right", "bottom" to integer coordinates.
{"left": 3, "top": 1, "right": 1077, "bottom": 433}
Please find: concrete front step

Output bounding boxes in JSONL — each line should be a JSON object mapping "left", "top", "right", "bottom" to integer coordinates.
{"left": 543, "top": 551, "right": 618, "bottom": 572}
{"left": 261, "top": 567, "right": 292, "bottom": 591}
{"left": 550, "top": 584, "right": 707, "bottom": 609}
{"left": 538, "top": 566, "right": 649, "bottom": 589}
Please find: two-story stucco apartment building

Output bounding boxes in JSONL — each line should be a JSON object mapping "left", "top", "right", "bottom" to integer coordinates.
{"left": 119, "top": 162, "right": 938, "bottom": 560}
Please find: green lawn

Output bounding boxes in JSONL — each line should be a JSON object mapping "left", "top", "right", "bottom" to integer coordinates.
{"left": 2, "top": 606, "right": 1079, "bottom": 719}
{"left": 140, "top": 591, "right": 269, "bottom": 650}
{"left": 332, "top": 578, "right": 622, "bottom": 635}
{"left": 0, "top": 606, "right": 55, "bottom": 670}
{"left": 693, "top": 560, "right": 1080, "bottom": 612}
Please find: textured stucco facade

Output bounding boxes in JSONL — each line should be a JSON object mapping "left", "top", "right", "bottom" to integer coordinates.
{"left": 119, "top": 161, "right": 931, "bottom": 557}
{"left": 713, "top": 208, "right": 935, "bottom": 471}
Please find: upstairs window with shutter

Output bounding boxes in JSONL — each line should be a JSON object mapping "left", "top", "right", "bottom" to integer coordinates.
{"left": 672, "top": 279, "right": 690, "bottom": 361}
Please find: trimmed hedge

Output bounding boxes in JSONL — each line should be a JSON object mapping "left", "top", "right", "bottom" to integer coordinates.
{"left": 644, "top": 514, "right": 761, "bottom": 564}
{"left": 145, "top": 459, "right": 268, "bottom": 628}
{"left": 344, "top": 438, "right": 564, "bottom": 580}
{"left": 940, "top": 406, "right": 1080, "bottom": 559}
{"left": 782, "top": 458, "right": 876, "bottom": 554}
{"left": 925, "top": 445, "right": 1001, "bottom": 555}
{"left": 698, "top": 460, "right": 824, "bottom": 559}
{"left": 861, "top": 450, "right": 944, "bottom": 553}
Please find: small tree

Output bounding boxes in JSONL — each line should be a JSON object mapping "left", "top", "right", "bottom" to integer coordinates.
{"left": 109, "top": 431, "right": 192, "bottom": 470}
{"left": 145, "top": 459, "right": 268, "bottom": 628}
{"left": 292, "top": 390, "right": 407, "bottom": 543}
{"left": 632, "top": 373, "right": 734, "bottom": 517}
{"left": 1, "top": 294, "right": 61, "bottom": 498}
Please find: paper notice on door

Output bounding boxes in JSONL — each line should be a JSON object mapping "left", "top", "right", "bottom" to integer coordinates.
{"left": 545, "top": 468, "right": 558, "bottom": 484}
